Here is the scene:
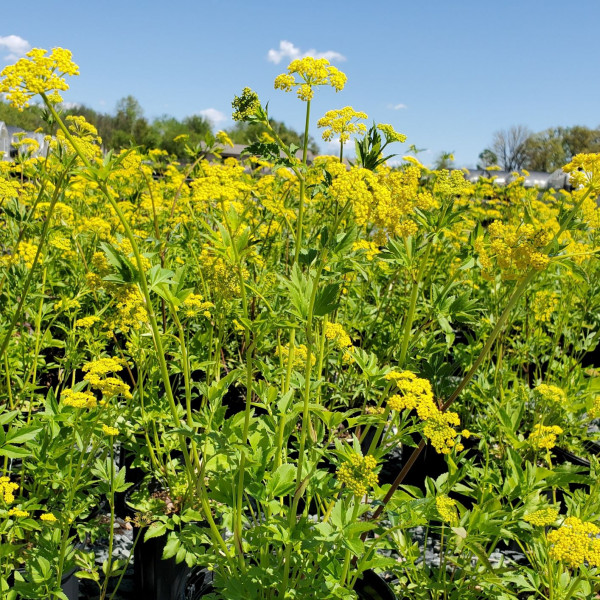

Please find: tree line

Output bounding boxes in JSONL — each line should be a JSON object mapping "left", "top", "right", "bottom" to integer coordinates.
{"left": 0, "top": 95, "right": 319, "bottom": 159}
{"left": 479, "top": 124, "right": 600, "bottom": 172}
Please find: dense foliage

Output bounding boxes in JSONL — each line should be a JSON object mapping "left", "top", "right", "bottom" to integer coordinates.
{"left": 1, "top": 47, "right": 600, "bottom": 600}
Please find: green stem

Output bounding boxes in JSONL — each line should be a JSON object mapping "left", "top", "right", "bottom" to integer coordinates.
{"left": 293, "top": 99, "right": 311, "bottom": 265}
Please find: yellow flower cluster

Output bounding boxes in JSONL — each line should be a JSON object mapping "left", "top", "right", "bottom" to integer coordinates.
{"left": 337, "top": 454, "right": 378, "bottom": 497}
{"left": 352, "top": 240, "right": 380, "bottom": 261}
{"left": 528, "top": 424, "right": 563, "bottom": 450}
{"left": 324, "top": 322, "right": 352, "bottom": 349}
{"left": 181, "top": 293, "right": 214, "bottom": 318}
{"left": 277, "top": 343, "right": 316, "bottom": 370}
{"left": 274, "top": 57, "right": 346, "bottom": 101}
{"left": 436, "top": 494, "right": 458, "bottom": 524}
{"left": 102, "top": 424, "right": 119, "bottom": 436}
{"left": 534, "top": 384, "right": 566, "bottom": 405}
{"left": 15, "top": 240, "right": 39, "bottom": 269}
{"left": 562, "top": 153, "right": 600, "bottom": 192}
{"left": 589, "top": 396, "right": 600, "bottom": 420}
{"left": 8, "top": 508, "right": 30, "bottom": 518}
{"left": 547, "top": 517, "right": 600, "bottom": 568}
{"left": 75, "top": 315, "right": 101, "bottom": 329}
{"left": 0, "top": 477, "right": 18, "bottom": 504}
{"left": 376, "top": 124, "right": 407, "bottom": 144}
{"left": 317, "top": 107, "right": 368, "bottom": 143}
{"left": 475, "top": 221, "right": 552, "bottom": 280}
{"left": 524, "top": 508, "right": 559, "bottom": 526}
{"left": 83, "top": 358, "right": 132, "bottom": 400}
{"left": 386, "top": 371, "right": 460, "bottom": 453}
{"left": 531, "top": 291, "right": 559, "bottom": 323}
{"left": 231, "top": 87, "right": 261, "bottom": 121}
{"left": 0, "top": 47, "right": 79, "bottom": 109}
{"left": 434, "top": 170, "right": 473, "bottom": 197}
{"left": 329, "top": 165, "right": 433, "bottom": 243}
{"left": 40, "top": 512, "right": 57, "bottom": 522}
{"left": 61, "top": 389, "right": 97, "bottom": 409}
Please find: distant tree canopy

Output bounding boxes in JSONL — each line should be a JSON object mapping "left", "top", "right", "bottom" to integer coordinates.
{"left": 0, "top": 101, "right": 49, "bottom": 133}
{"left": 480, "top": 124, "right": 600, "bottom": 172}
{"left": 0, "top": 96, "right": 316, "bottom": 159}
{"left": 226, "top": 119, "right": 320, "bottom": 155}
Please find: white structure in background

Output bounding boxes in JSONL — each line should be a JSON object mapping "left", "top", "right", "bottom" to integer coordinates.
{"left": 0, "top": 121, "right": 10, "bottom": 160}
{"left": 0, "top": 121, "right": 52, "bottom": 160}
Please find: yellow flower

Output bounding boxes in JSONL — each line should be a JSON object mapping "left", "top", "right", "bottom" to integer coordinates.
{"left": 7, "top": 508, "right": 29, "bottom": 518}
{"left": 376, "top": 124, "right": 407, "bottom": 144}
{"left": 216, "top": 130, "right": 234, "bottom": 148}
{"left": 40, "top": 513, "right": 57, "bottom": 522}
{"left": 0, "top": 47, "right": 79, "bottom": 109}
{"left": 562, "top": 153, "right": 600, "bottom": 192}
{"left": 528, "top": 424, "right": 563, "bottom": 450}
{"left": 0, "top": 477, "right": 19, "bottom": 504}
{"left": 534, "top": 384, "right": 566, "bottom": 405}
{"left": 324, "top": 322, "right": 352, "bottom": 349}
{"left": 102, "top": 424, "right": 119, "bottom": 436}
{"left": 337, "top": 454, "right": 378, "bottom": 497}
{"left": 232, "top": 87, "right": 261, "bottom": 121}
{"left": 436, "top": 494, "right": 458, "bottom": 525}
{"left": 547, "top": 517, "right": 600, "bottom": 568}
{"left": 274, "top": 57, "right": 347, "bottom": 102}
{"left": 75, "top": 315, "right": 101, "bottom": 328}
{"left": 61, "top": 389, "right": 97, "bottom": 409}
{"left": 524, "top": 508, "right": 559, "bottom": 527}
{"left": 317, "top": 107, "right": 368, "bottom": 143}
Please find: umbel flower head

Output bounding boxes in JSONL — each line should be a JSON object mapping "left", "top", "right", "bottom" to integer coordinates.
{"left": 337, "top": 453, "right": 378, "bottom": 497}
{"left": 232, "top": 87, "right": 261, "bottom": 122}
{"left": 0, "top": 47, "right": 79, "bottom": 109}
{"left": 274, "top": 57, "right": 347, "bottom": 101}
{"left": 317, "top": 107, "right": 368, "bottom": 143}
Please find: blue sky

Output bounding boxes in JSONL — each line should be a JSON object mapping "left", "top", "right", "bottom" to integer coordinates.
{"left": 2, "top": 0, "right": 600, "bottom": 168}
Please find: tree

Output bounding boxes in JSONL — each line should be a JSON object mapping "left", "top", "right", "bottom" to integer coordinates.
{"left": 491, "top": 125, "right": 531, "bottom": 172}
{"left": 477, "top": 149, "right": 498, "bottom": 169}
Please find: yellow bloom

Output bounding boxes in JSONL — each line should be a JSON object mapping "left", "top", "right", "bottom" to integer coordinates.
{"left": 0, "top": 47, "right": 79, "bottom": 109}
{"left": 436, "top": 494, "right": 458, "bottom": 524}
{"left": 40, "top": 513, "right": 57, "bottom": 522}
{"left": 547, "top": 517, "right": 600, "bottom": 568}
{"left": 61, "top": 389, "right": 97, "bottom": 409}
{"left": 524, "top": 508, "right": 559, "bottom": 527}
{"left": 7, "top": 508, "right": 29, "bottom": 518}
{"left": 376, "top": 124, "right": 407, "bottom": 144}
{"left": 534, "top": 384, "right": 566, "bottom": 405}
{"left": 0, "top": 477, "right": 19, "bottom": 504}
{"left": 102, "top": 424, "right": 119, "bottom": 436}
{"left": 324, "top": 322, "right": 352, "bottom": 349}
{"left": 337, "top": 454, "right": 378, "bottom": 497}
{"left": 529, "top": 424, "right": 563, "bottom": 450}
{"left": 317, "top": 107, "right": 368, "bottom": 143}
{"left": 274, "top": 57, "right": 347, "bottom": 102}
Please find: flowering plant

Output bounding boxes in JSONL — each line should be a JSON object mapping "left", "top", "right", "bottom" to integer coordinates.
{"left": 1, "top": 48, "right": 599, "bottom": 600}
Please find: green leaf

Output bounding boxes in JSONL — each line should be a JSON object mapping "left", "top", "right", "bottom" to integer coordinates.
{"left": 5, "top": 425, "right": 42, "bottom": 444}
{"left": 144, "top": 521, "right": 167, "bottom": 541}
{"left": 0, "top": 445, "right": 30, "bottom": 459}
{"left": 266, "top": 464, "right": 297, "bottom": 498}
{"left": 314, "top": 283, "right": 341, "bottom": 317}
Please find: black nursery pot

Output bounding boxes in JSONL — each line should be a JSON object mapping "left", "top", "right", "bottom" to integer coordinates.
{"left": 354, "top": 569, "right": 396, "bottom": 600}
{"left": 187, "top": 568, "right": 394, "bottom": 600}
{"left": 134, "top": 533, "right": 192, "bottom": 600}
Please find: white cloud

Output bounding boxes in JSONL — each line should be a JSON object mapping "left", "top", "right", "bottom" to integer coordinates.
{"left": 60, "top": 101, "right": 81, "bottom": 110}
{"left": 267, "top": 40, "right": 346, "bottom": 64}
{"left": 0, "top": 35, "right": 31, "bottom": 61}
{"left": 199, "top": 108, "right": 227, "bottom": 126}
{"left": 388, "top": 103, "right": 407, "bottom": 110}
